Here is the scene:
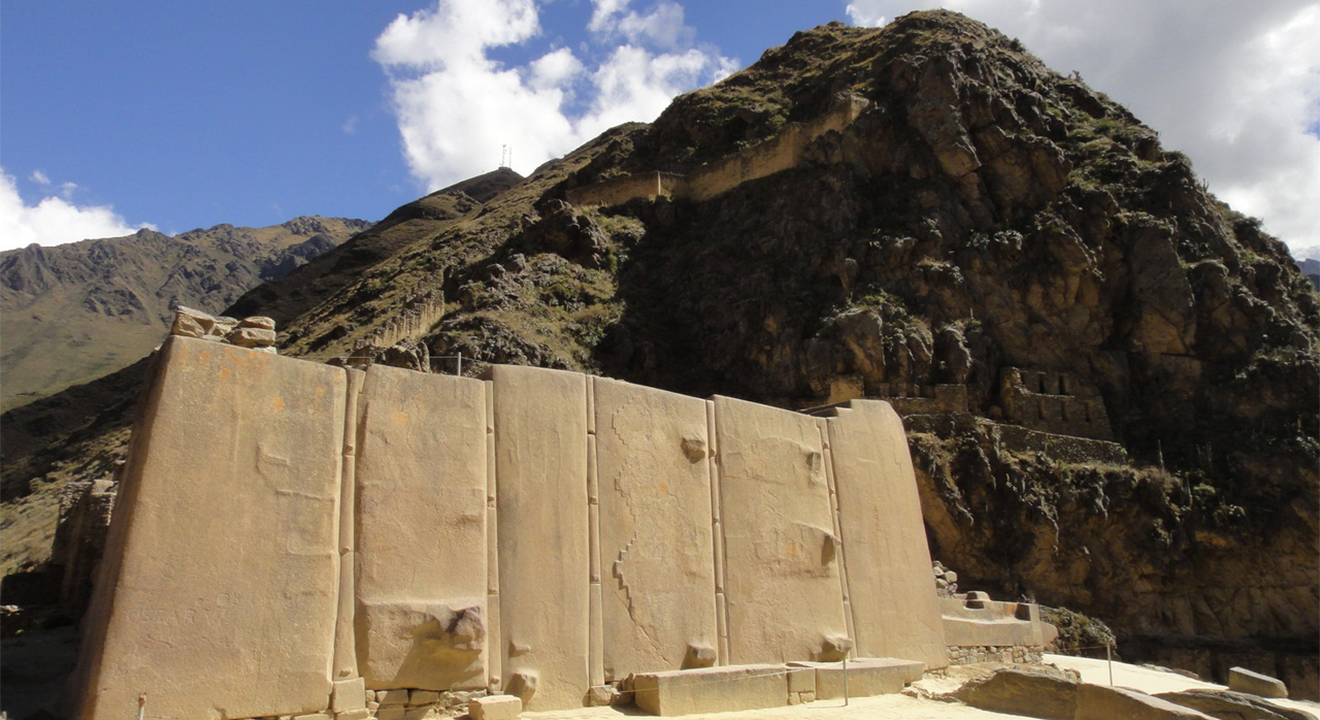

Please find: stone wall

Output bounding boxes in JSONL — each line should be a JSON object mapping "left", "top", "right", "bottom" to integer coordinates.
{"left": 947, "top": 645, "right": 1044, "bottom": 665}
{"left": 366, "top": 284, "right": 445, "bottom": 352}
{"left": 810, "top": 384, "right": 968, "bottom": 419}
{"left": 568, "top": 94, "right": 870, "bottom": 208}
{"left": 68, "top": 338, "right": 948, "bottom": 720}
{"left": 564, "top": 172, "right": 685, "bottom": 207}
{"left": 940, "top": 595, "right": 1054, "bottom": 666}
{"left": 49, "top": 478, "right": 116, "bottom": 611}
{"left": 900, "top": 414, "right": 1128, "bottom": 466}
{"left": 999, "top": 367, "right": 1114, "bottom": 441}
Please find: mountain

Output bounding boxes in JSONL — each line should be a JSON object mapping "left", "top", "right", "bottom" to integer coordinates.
{"left": 0, "top": 216, "right": 371, "bottom": 410}
{"left": 1297, "top": 258, "right": 1320, "bottom": 290}
{"left": 2, "top": 11, "right": 1316, "bottom": 696}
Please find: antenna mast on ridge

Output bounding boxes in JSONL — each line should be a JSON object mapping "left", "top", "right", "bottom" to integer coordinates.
{"left": 500, "top": 145, "right": 513, "bottom": 169}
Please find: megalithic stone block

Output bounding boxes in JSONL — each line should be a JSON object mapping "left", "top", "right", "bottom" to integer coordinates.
{"left": 592, "top": 377, "right": 718, "bottom": 681}
{"left": 712, "top": 395, "right": 849, "bottom": 665}
{"left": 354, "top": 365, "right": 488, "bottom": 690}
{"left": 487, "top": 365, "right": 590, "bottom": 711}
{"left": 632, "top": 664, "right": 790, "bottom": 716}
{"left": 67, "top": 337, "right": 346, "bottom": 720}
{"left": 825, "top": 400, "right": 948, "bottom": 669}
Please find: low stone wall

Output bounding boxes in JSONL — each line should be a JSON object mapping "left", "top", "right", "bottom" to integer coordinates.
{"left": 569, "top": 94, "right": 869, "bottom": 208}
{"left": 49, "top": 479, "right": 116, "bottom": 611}
{"left": 565, "top": 172, "right": 684, "bottom": 207}
{"left": 876, "top": 384, "right": 968, "bottom": 415}
{"left": 807, "top": 384, "right": 968, "bottom": 418}
{"left": 941, "top": 594, "right": 1057, "bottom": 666}
{"left": 367, "top": 284, "right": 444, "bottom": 351}
{"left": 993, "top": 424, "right": 1128, "bottom": 465}
{"left": 1000, "top": 367, "right": 1113, "bottom": 441}
{"left": 901, "top": 414, "right": 1127, "bottom": 465}
{"left": 948, "top": 645, "right": 1045, "bottom": 665}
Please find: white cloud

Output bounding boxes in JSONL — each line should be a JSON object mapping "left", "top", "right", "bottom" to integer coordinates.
{"left": 589, "top": 0, "right": 691, "bottom": 50}
{"left": 374, "top": 0, "right": 735, "bottom": 192}
{"left": 0, "top": 170, "right": 154, "bottom": 252}
{"left": 844, "top": 1, "right": 887, "bottom": 27}
{"left": 844, "top": 0, "right": 1320, "bottom": 253}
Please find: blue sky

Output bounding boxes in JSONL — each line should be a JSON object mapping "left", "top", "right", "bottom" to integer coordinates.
{"left": 3, "top": 1, "right": 1318, "bottom": 253}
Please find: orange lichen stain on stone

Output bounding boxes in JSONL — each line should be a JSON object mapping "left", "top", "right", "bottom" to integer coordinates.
{"left": 660, "top": 481, "right": 669, "bottom": 494}
{"left": 393, "top": 410, "right": 410, "bottom": 426}
{"left": 218, "top": 367, "right": 232, "bottom": 380}
{"left": 272, "top": 396, "right": 286, "bottom": 412}
{"left": 788, "top": 542, "right": 799, "bottom": 559}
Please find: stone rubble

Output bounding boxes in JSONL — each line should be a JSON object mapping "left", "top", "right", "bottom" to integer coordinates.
{"left": 169, "top": 305, "right": 278, "bottom": 352}
{"left": 932, "top": 560, "right": 960, "bottom": 598}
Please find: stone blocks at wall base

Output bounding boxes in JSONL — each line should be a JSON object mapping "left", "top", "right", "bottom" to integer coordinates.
{"left": 468, "top": 695, "right": 522, "bottom": 720}
{"left": 947, "top": 645, "right": 1045, "bottom": 665}
{"left": 633, "top": 658, "right": 921, "bottom": 715}
{"left": 632, "top": 665, "right": 789, "bottom": 716}
{"left": 331, "top": 678, "right": 367, "bottom": 713}
{"left": 788, "top": 658, "right": 924, "bottom": 699}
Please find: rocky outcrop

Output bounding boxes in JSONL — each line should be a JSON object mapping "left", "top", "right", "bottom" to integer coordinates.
{"left": 3, "top": 9, "right": 1315, "bottom": 701}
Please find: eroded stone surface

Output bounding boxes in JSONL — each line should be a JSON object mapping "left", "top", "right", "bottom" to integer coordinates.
{"left": 826, "top": 400, "right": 948, "bottom": 669}
{"left": 489, "top": 365, "right": 590, "bottom": 711}
{"left": 354, "top": 366, "right": 488, "bottom": 691}
{"left": 593, "top": 377, "right": 717, "bottom": 679}
{"left": 67, "top": 337, "right": 346, "bottom": 720}
{"left": 1077, "top": 683, "right": 1218, "bottom": 720}
{"left": 714, "top": 395, "right": 849, "bottom": 664}
{"left": 1158, "top": 689, "right": 1313, "bottom": 720}
{"left": 954, "top": 666, "right": 1079, "bottom": 719}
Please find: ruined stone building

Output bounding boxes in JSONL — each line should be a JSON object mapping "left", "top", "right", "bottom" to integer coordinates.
{"left": 67, "top": 334, "right": 1050, "bottom": 720}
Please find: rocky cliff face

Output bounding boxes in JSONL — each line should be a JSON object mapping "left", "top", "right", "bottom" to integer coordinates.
{"left": 0, "top": 216, "right": 370, "bottom": 409}
{"left": 3, "top": 10, "right": 1315, "bottom": 697}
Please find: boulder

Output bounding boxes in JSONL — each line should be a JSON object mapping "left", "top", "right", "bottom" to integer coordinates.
{"left": 954, "top": 666, "right": 1079, "bottom": 719}
{"left": 1076, "top": 684, "right": 1217, "bottom": 720}
{"left": 1228, "top": 667, "right": 1289, "bottom": 699}
{"left": 469, "top": 695, "right": 522, "bottom": 720}
{"left": 236, "top": 315, "right": 276, "bottom": 331}
{"left": 1157, "top": 688, "right": 1314, "bottom": 720}
{"left": 226, "top": 326, "right": 277, "bottom": 348}
{"left": 170, "top": 306, "right": 215, "bottom": 338}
